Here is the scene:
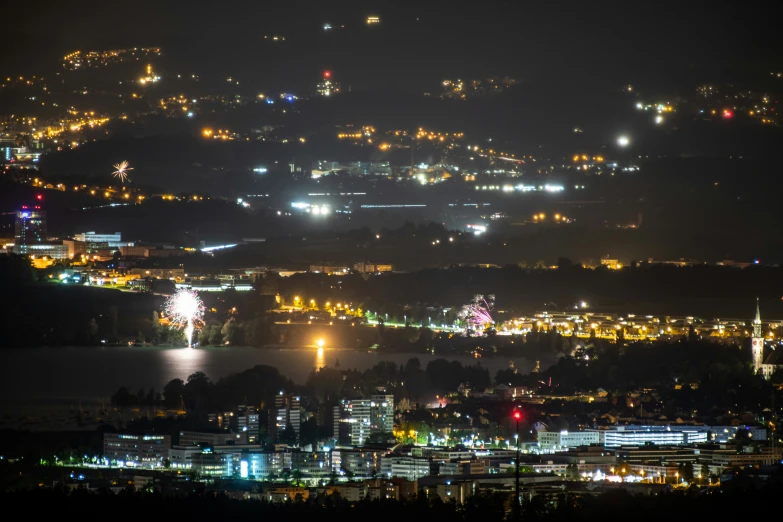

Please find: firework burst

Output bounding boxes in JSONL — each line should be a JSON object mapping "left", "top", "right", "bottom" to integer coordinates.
{"left": 458, "top": 294, "right": 495, "bottom": 335}
{"left": 164, "top": 288, "right": 205, "bottom": 347}
{"left": 111, "top": 160, "right": 133, "bottom": 182}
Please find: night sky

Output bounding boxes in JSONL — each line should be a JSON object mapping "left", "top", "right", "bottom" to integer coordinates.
{"left": 4, "top": 0, "right": 780, "bottom": 92}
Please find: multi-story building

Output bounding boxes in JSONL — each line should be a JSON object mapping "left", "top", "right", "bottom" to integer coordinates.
{"left": 62, "top": 239, "right": 88, "bottom": 258}
{"left": 102, "top": 433, "right": 170, "bottom": 467}
{"left": 231, "top": 406, "right": 261, "bottom": 443}
{"left": 332, "top": 449, "right": 382, "bottom": 477}
{"left": 269, "top": 392, "right": 301, "bottom": 444}
{"left": 354, "top": 262, "right": 394, "bottom": 274}
{"left": 537, "top": 430, "right": 601, "bottom": 451}
{"left": 291, "top": 451, "right": 331, "bottom": 479}
{"left": 317, "top": 403, "right": 341, "bottom": 441}
{"left": 15, "top": 205, "right": 46, "bottom": 245}
{"left": 16, "top": 242, "right": 69, "bottom": 260}
{"left": 309, "top": 265, "right": 350, "bottom": 275}
{"left": 341, "top": 395, "right": 394, "bottom": 446}
{"left": 240, "top": 451, "right": 293, "bottom": 479}
{"left": 598, "top": 426, "right": 709, "bottom": 447}
{"left": 191, "top": 449, "right": 233, "bottom": 476}
{"left": 74, "top": 231, "right": 131, "bottom": 250}
{"left": 380, "top": 456, "right": 431, "bottom": 480}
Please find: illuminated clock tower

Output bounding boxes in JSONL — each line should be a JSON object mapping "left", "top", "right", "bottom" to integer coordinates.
{"left": 751, "top": 298, "right": 764, "bottom": 375}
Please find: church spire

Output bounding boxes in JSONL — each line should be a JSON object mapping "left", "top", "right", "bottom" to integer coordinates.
{"left": 754, "top": 297, "right": 762, "bottom": 325}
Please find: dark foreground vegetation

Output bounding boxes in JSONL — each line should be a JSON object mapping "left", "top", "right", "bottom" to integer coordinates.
{"left": 2, "top": 479, "right": 783, "bottom": 522}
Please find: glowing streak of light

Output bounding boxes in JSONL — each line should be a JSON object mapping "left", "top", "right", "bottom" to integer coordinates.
{"left": 458, "top": 294, "right": 495, "bottom": 336}
{"left": 164, "top": 289, "right": 205, "bottom": 347}
{"left": 111, "top": 160, "right": 133, "bottom": 182}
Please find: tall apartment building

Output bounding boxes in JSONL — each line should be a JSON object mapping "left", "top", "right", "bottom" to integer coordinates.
{"left": 206, "top": 406, "right": 260, "bottom": 443}
{"left": 232, "top": 406, "right": 260, "bottom": 443}
{"left": 15, "top": 205, "right": 46, "bottom": 245}
{"left": 341, "top": 395, "right": 394, "bottom": 446}
{"left": 269, "top": 392, "right": 302, "bottom": 444}
{"left": 318, "top": 402, "right": 341, "bottom": 442}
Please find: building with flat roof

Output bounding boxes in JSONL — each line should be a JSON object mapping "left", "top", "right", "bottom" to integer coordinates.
{"left": 102, "top": 433, "right": 170, "bottom": 468}
{"left": 15, "top": 205, "right": 46, "bottom": 245}
{"left": 16, "top": 242, "right": 69, "bottom": 260}
{"left": 598, "top": 426, "right": 709, "bottom": 447}
{"left": 354, "top": 262, "right": 393, "bottom": 273}
{"left": 269, "top": 392, "right": 302, "bottom": 444}
{"left": 74, "top": 231, "right": 131, "bottom": 249}
{"left": 380, "top": 456, "right": 431, "bottom": 480}
{"left": 341, "top": 395, "right": 394, "bottom": 446}
{"left": 537, "top": 430, "right": 601, "bottom": 451}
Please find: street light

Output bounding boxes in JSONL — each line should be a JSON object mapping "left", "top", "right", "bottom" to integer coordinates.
{"left": 513, "top": 410, "right": 522, "bottom": 520}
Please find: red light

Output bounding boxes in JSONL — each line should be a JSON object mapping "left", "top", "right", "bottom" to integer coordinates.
{"left": 723, "top": 109, "right": 733, "bottom": 119}
{"left": 513, "top": 411, "right": 522, "bottom": 420}
{"left": 36, "top": 194, "right": 43, "bottom": 200}
{"left": 34, "top": 206, "right": 40, "bottom": 209}
{"left": 324, "top": 71, "right": 331, "bottom": 78}
{"left": 21, "top": 206, "right": 27, "bottom": 209}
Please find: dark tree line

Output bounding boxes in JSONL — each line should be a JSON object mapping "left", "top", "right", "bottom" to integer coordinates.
{"left": 4, "top": 478, "right": 783, "bottom": 521}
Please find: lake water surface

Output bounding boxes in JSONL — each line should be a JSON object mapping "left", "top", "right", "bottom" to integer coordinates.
{"left": 0, "top": 346, "right": 533, "bottom": 424}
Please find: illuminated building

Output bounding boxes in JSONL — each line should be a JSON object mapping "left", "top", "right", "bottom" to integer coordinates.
{"left": 74, "top": 231, "right": 131, "bottom": 249}
{"left": 332, "top": 449, "right": 382, "bottom": 477}
{"left": 537, "top": 430, "right": 601, "bottom": 451}
{"left": 231, "top": 406, "right": 260, "bottom": 443}
{"left": 310, "top": 265, "right": 349, "bottom": 274}
{"left": 18, "top": 243, "right": 69, "bottom": 260}
{"left": 15, "top": 205, "right": 46, "bottom": 244}
{"left": 354, "top": 262, "right": 394, "bottom": 273}
{"left": 755, "top": 299, "right": 783, "bottom": 379}
{"left": 62, "top": 239, "right": 88, "bottom": 258}
{"left": 239, "top": 452, "right": 293, "bottom": 479}
{"left": 380, "top": 456, "right": 430, "bottom": 480}
{"left": 366, "top": 15, "right": 380, "bottom": 24}
{"left": 341, "top": 395, "right": 394, "bottom": 446}
{"left": 268, "top": 391, "right": 301, "bottom": 443}
{"left": 316, "top": 71, "right": 341, "bottom": 97}
{"left": 752, "top": 298, "right": 764, "bottom": 375}
{"left": 102, "top": 433, "right": 170, "bottom": 467}
{"left": 191, "top": 449, "right": 233, "bottom": 476}
{"left": 599, "top": 426, "right": 708, "bottom": 447}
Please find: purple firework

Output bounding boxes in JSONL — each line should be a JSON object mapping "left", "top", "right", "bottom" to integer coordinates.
{"left": 458, "top": 294, "right": 495, "bottom": 334}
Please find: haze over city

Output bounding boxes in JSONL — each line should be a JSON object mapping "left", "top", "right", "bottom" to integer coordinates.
{"left": 2, "top": 1, "right": 783, "bottom": 520}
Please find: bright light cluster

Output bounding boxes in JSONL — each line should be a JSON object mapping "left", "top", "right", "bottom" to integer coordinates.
{"left": 164, "top": 289, "right": 205, "bottom": 347}
{"left": 111, "top": 161, "right": 133, "bottom": 183}
{"left": 458, "top": 294, "right": 495, "bottom": 335}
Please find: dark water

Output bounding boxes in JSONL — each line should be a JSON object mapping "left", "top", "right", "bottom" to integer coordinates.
{"left": 0, "top": 346, "right": 533, "bottom": 421}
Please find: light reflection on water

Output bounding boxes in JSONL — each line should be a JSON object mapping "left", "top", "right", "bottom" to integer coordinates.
{"left": 0, "top": 346, "right": 533, "bottom": 417}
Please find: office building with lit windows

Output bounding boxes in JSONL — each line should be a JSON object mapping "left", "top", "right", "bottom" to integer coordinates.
{"left": 102, "top": 433, "right": 170, "bottom": 467}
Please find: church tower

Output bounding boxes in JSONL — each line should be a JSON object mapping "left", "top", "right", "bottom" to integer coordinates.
{"left": 751, "top": 298, "right": 764, "bottom": 374}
